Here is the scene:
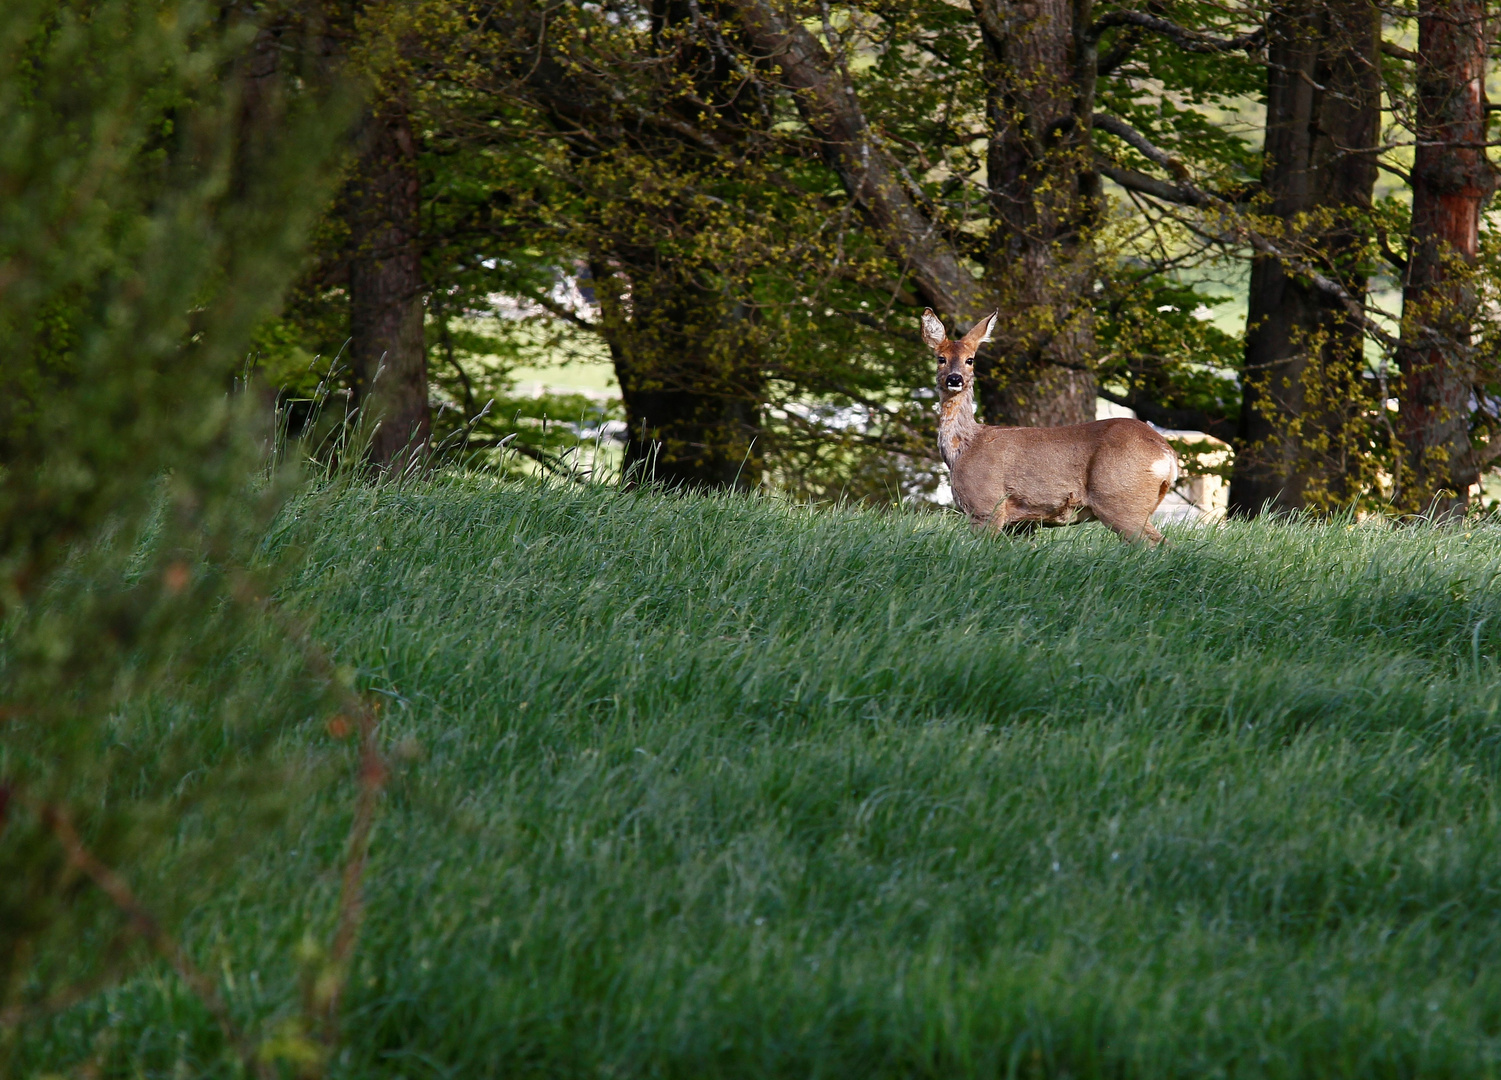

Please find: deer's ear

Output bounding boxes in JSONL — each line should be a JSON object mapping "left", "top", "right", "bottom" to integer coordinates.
{"left": 920, "top": 309, "right": 947, "bottom": 350}
{"left": 960, "top": 310, "right": 998, "bottom": 350}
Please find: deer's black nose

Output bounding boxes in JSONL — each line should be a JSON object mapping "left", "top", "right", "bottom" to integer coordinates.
{"left": 945, "top": 373, "right": 964, "bottom": 390}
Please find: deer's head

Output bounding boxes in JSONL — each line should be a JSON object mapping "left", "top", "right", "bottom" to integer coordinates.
{"left": 921, "top": 309, "right": 998, "bottom": 400}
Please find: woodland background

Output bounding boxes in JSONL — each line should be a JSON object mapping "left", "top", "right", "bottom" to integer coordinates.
{"left": 253, "top": 0, "right": 1501, "bottom": 515}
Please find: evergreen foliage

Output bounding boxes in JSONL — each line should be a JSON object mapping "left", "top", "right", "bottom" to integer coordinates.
{"left": 10, "top": 0, "right": 1501, "bottom": 1073}
{"left": 0, "top": 2, "right": 375, "bottom": 1074}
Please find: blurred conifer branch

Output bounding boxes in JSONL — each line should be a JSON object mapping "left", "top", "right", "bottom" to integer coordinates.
{"left": 0, "top": 0, "right": 392, "bottom": 1074}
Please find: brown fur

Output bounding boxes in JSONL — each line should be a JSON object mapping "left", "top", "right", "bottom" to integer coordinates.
{"left": 922, "top": 308, "right": 1178, "bottom": 545}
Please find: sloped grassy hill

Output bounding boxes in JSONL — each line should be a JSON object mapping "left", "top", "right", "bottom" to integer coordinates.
{"left": 34, "top": 477, "right": 1501, "bottom": 1077}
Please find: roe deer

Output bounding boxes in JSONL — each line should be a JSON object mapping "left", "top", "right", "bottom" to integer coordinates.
{"left": 923, "top": 308, "right": 1179, "bottom": 544}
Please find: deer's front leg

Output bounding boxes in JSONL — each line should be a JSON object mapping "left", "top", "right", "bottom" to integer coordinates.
{"left": 971, "top": 497, "right": 1028, "bottom": 536}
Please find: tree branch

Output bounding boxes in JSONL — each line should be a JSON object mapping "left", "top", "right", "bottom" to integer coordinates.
{"left": 318, "top": 700, "right": 387, "bottom": 1048}
{"left": 1093, "top": 113, "right": 1191, "bottom": 178}
{"left": 1096, "top": 119, "right": 1399, "bottom": 347}
{"left": 1096, "top": 30, "right": 1139, "bottom": 76}
{"left": 0, "top": 961, "right": 128, "bottom": 1029}
{"left": 34, "top": 802, "right": 270, "bottom": 1079}
{"left": 1088, "top": 11, "right": 1265, "bottom": 53}
{"left": 519, "top": 290, "right": 598, "bottom": 331}
{"left": 1098, "top": 161, "right": 1210, "bottom": 206}
{"left": 1093, "top": 116, "right": 1259, "bottom": 205}
{"left": 1381, "top": 40, "right": 1420, "bottom": 63}
{"left": 1095, "top": 386, "right": 1237, "bottom": 442}
{"left": 1376, "top": 224, "right": 1409, "bottom": 273}
{"left": 732, "top": 0, "right": 990, "bottom": 321}
{"left": 1476, "top": 434, "right": 1501, "bottom": 467}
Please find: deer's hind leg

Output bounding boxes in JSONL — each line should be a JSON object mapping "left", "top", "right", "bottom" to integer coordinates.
{"left": 1093, "top": 504, "right": 1165, "bottom": 545}
{"left": 1087, "top": 470, "right": 1171, "bottom": 545}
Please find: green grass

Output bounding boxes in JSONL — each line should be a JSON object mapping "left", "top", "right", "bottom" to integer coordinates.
{"left": 26, "top": 476, "right": 1501, "bottom": 1077}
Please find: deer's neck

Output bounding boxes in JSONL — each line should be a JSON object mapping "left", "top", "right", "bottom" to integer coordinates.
{"left": 937, "top": 391, "right": 982, "bottom": 469}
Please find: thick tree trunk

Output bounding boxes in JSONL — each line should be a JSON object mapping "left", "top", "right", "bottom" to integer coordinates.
{"left": 553, "top": 3, "right": 762, "bottom": 491}
{"left": 1229, "top": 0, "right": 1380, "bottom": 515}
{"left": 974, "top": 0, "right": 1099, "bottom": 427}
{"left": 1395, "top": 0, "right": 1496, "bottom": 517}
{"left": 591, "top": 259, "right": 763, "bottom": 490}
{"left": 345, "top": 108, "right": 430, "bottom": 468}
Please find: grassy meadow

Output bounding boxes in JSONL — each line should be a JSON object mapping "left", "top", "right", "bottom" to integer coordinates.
{"left": 24, "top": 475, "right": 1501, "bottom": 1078}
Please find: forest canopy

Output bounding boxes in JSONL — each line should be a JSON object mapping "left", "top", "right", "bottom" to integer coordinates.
{"left": 211, "top": 0, "right": 1501, "bottom": 513}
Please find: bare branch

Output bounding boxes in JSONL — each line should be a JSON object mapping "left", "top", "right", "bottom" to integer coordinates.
{"left": 1088, "top": 11, "right": 1265, "bottom": 53}
{"left": 1477, "top": 435, "right": 1501, "bottom": 467}
{"left": 1098, "top": 161, "right": 1210, "bottom": 207}
{"left": 1376, "top": 224, "right": 1409, "bottom": 272}
{"left": 1096, "top": 386, "right": 1237, "bottom": 442}
{"left": 519, "top": 291, "right": 598, "bottom": 332}
{"left": 35, "top": 802, "right": 270, "bottom": 1079}
{"left": 1093, "top": 113, "right": 1192, "bottom": 178}
{"left": 1099, "top": 132, "right": 1400, "bottom": 346}
{"left": 1097, "top": 31, "right": 1139, "bottom": 75}
{"left": 0, "top": 965, "right": 124, "bottom": 1029}
{"left": 733, "top": 0, "right": 990, "bottom": 321}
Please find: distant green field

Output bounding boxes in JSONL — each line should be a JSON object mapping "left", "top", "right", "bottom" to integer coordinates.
{"left": 25, "top": 477, "right": 1501, "bottom": 1078}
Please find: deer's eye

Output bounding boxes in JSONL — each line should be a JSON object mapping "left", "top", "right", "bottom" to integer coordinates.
{"left": 965, "top": 357, "right": 974, "bottom": 365}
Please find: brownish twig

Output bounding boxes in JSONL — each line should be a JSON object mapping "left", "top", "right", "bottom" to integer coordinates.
{"left": 16, "top": 697, "right": 389, "bottom": 1078}
{"left": 35, "top": 803, "right": 272, "bottom": 1080}
{"left": 225, "top": 569, "right": 391, "bottom": 1061}
{"left": 2, "top": 555, "right": 390, "bottom": 1080}
{"left": 317, "top": 700, "right": 388, "bottom": 1048}
{"left": 0, "top": 969, "right": 116, "bottom": 1029}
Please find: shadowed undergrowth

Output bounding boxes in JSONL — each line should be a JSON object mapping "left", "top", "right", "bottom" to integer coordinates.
{"left": 24, "top": 475, "right": 1501, "bottom": 1078}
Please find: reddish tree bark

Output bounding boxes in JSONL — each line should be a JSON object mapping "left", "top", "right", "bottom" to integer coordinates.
{"left": 1396, "top": 0, "right": 1496, "bottom": 516}
{"left": 345, "top": 108, "right": 430, "bottom": 469}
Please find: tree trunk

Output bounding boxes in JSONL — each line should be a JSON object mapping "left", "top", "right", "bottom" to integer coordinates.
{"left": 591, "top": 258, "right": 763, "bottom": 489}
{"left": 1395, "top": 0, "right": 1496, "bottom": 517}
{"left": 345, "top": 108, "right": 430, "bottom": 468}
{"left": 493, "top": 1, "right": 764, "bottom": 491}
{"left": 974, "top": 0, "right": 1099, "bottom": 427}
{"left": 1229, "top": 0, "right": 1380, "bottom": 515}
